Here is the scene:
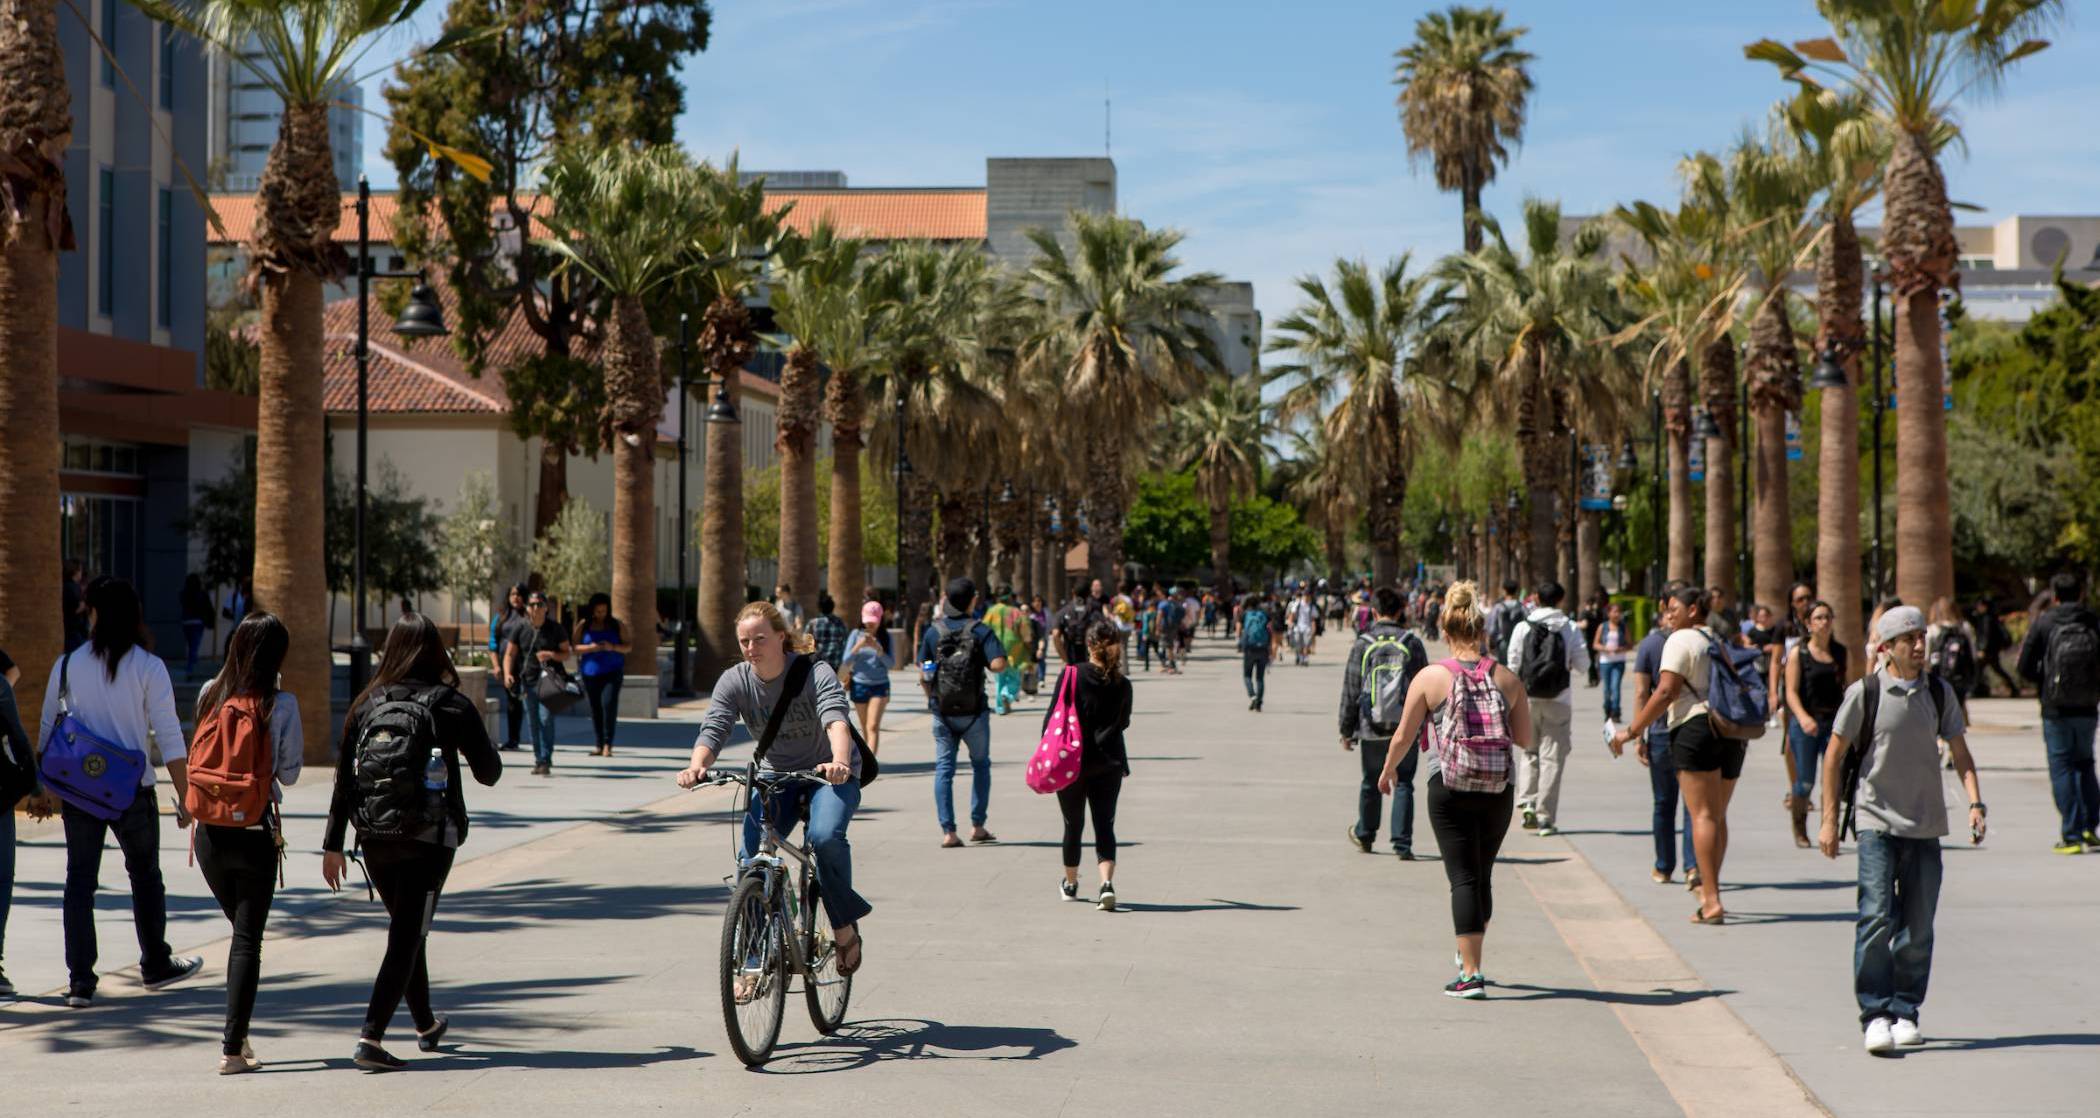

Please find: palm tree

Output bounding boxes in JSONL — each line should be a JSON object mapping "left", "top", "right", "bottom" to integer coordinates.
{"left": 1280, "top": 425, "right": 1358, "bottom": 587}
{"left": 1267, "top": 256, "right": 1433, "bottom": 587}
{"left": 1392, "top": 5, "right": 1535, "bottom": 253}
{"left": 144, "top": 0, "right": 461, "bottom": 759}
{"left": 768, "top": 220, "right": 867, "bottom": 616}
{"left": 0, "top": 0, "right": 72, "bottom": 720}
{"left": 1026, "top": 212, "right": 1222, "bottom": 585}
{"left": 1169, "top": 377, "right": 1264, "bottom": 596}
{"left": 536, "top": 143, "right": 714, "bottom": 685}
{"left": 688, "top": 163, "right": 788, "bottom": 679}
{"left": 1433, "top": 201, "right": 1625, "bottom": 588}
{"left": 1749, "top": 0, "right": 2061, "bottom": 603}
{"left": 1786, "top": 88, "right": 1886, "bottom": 668}
{"left": 1728, "top": 132, "right": 1817, "bottom": 615}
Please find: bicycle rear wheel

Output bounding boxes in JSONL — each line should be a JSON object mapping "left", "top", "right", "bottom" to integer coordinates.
{"left": 720, "top": 873, "right": 786, "bottom": 1066}
{"left": 801, "top": 875, "right": 852, "bottom": 1034}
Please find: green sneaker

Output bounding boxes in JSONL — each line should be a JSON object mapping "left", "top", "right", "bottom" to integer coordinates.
{"left": 2052, "top": 841, "right": 2085, "bottom": 856}
{"left": 2083, "top": 830, "right": 2099, "bottom": 850}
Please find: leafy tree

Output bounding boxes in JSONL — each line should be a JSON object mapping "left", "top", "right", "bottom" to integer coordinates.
{"left": 438, "top": 471, "right": 525, "bottom": 625}
{"left": 1231, "top": 495, "right": 1320, "bottom": 581}
{"left": 533, "top": 496, "right": 611, "bottom": 613}
{"left": 1167, "top": 376, "right": 1264, "bottom": 594}
{"left": 326, "top": 458, "right": 442, "bottom": 611}
{"left": 386, "top": 0, "right": 715, "bottom": 535}
{"left": 178, "top": 443, "right": 259, "bottom": 591}
{"left": 739, "top": 456, "right": 897, "bottom": 570}
{"left": 1124, "top": 471, "right": 1211, "bottom": 575}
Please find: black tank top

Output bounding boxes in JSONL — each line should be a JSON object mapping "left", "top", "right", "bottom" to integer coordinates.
{"left": 1797, "top": 641, "right": 1847, "bottom": 719}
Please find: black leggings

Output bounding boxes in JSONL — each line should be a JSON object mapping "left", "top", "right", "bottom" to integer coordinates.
{"left": 1426, "top": 773, "right": 1514, "bottom": 936}
{"left": 1058, "top": 770, "right": 1124, "bottom": 867}
{"left": 361, "top": 840, "right": 456, "bottom": 1041}
{"left": 584, "top": 674, "right": 622, "bottom": 747}
{"left": 194, "top": 825, "right": 278, "bottom": 1055}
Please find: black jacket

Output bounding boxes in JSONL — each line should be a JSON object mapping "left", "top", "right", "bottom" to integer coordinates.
{"left": 324, "top": 682, "right": 502, "bottom": 853}
{"left": 2019, "top": 603, "right": 2100, "bottom": 718}
{"left": 0, "top": 676, "right": 37, "bottom": 808}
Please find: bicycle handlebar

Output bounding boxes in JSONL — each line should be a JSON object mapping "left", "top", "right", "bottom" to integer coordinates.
{"left": 687, "top": 767, "right": 829, "bottom": 791}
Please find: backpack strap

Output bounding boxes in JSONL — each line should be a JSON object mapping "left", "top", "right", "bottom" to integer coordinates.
{"left": 56, "top": 648, "right": 72, "bottom": 717}
{"left": 1842, "top": 680, "right": 1882, "bottom": 840}
{"left": 753, "top": 655, "right": 814, "bottom": 768}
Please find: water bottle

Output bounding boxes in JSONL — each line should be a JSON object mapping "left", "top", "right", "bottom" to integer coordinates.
{"left": 423, "top": 748, "right": 447, "bottom": 821}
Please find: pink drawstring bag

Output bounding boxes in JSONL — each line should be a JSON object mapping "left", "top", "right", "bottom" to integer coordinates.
{"left": 1026, "top": 666, "right": 1084, "bottom": 794}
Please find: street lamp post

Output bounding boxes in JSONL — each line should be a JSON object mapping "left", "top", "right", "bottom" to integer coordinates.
{"left": 893, "top": 393, "right": 910, "bottom": 615}
{"left": 1650, "top": 391, "right": 1663, "bottom": 592}
{"left": 350, "top": 174, "right": 448, "bottom": 699}
{"left": 668, "top": 313, "right": 694, "bottom": 699}
{"left": 1737, "top": 362, "right": 1749, "bottom": 601}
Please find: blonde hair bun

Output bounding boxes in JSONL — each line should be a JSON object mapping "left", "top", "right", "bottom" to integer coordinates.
{"left": 1441, "top": 580, "right": 1486, "bottom": 644}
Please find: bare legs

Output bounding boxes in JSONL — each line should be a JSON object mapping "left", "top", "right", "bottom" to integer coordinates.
{"left": 1457, "top": 932, "right": 1484, "bottom": 975}
{"left": 854, "top": 695, "right": 889, "bottom": 755}
{"left": 1680, "top": 769, "right": 1737, "bottom": 920}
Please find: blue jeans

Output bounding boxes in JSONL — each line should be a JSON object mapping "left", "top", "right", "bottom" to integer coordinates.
{"left": 0, "top": 807, "right": 14, "bottom": 962}
{"left": 1788, "top": 719, "right": 1834, "bottom": 803}
{"left": 2041, "top": 713, "right": 2100, "bottom": 844}
{"left": 1356, "top": 737, "right": 1417, "bottom": 852}
{"left": 181, "top": 619, "right": 205, "bottom": 675}
{"left": 1243, "top": 652, "right": 1268, "bottom": 703}
{"left": 931, "top": 713, "right": 992, "bottom": 833}
{"left": 1646, "top": 736, "right": 1697, "bottom": 876}
{"left": 1600, "top": 660, "right": 1626, "bottom": 721}
{"left": 524, "top": 688, "right": 557, "bottom": 766}
{"left": 1854, "top": 831, "right": 1942, "bottom": 1025}
{"left": 742, "top": 779, "right": 871, "bottom": 930}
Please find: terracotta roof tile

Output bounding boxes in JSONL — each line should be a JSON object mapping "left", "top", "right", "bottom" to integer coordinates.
{"left": 766, "top": 189, "right": 987, "bottom": 241}
{"left": 206, "top": 192, "right": 553, "bottom": 246}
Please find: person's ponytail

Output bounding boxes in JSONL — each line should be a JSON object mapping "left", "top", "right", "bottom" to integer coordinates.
{"left": 1441, "top": 580, "right": 1485, "bottom": 645}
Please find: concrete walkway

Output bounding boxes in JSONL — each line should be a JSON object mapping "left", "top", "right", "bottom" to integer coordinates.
{"left": 1, "top": 631, "right": 2090, "bottom": 1114}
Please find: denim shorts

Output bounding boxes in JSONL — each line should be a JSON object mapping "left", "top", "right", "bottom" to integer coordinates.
{"left": 849, "top": 679, "right": 891, "bottom": 703}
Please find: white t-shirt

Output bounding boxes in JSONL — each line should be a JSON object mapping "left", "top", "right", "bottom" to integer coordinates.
{"left": 1658, "top": 625, "right": 1717, "bottom": 730}
{"left": 1290, "top": 600, "right": 1317, "bottom": 632}
{"left": 38, "top": 646, "right": 188, "bottom": 787}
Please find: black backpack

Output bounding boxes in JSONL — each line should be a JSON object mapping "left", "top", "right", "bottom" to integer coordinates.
{"left": 933, "top": 619, "right": 988, "bottom": 717}
{"left": 2042, "top": 617, "right": 2100, "bottom": 709}
{"left": 1838, "top": 674, "right": 1949, "bottom": 839}
{"left": 1489, "top": 602, "right": 1522, "bottom": 663}
{"left": 350, "top": 685, "right": 449, "bottom": 840}
{"left": 1059, "top": 603, "right": 1101, "bottom": 664}
{"left": 1517, "top": 621, "right": 1570, "bottom": 699}
{"left": 1929, "top": 628, "right": 1979, "bottom": 696}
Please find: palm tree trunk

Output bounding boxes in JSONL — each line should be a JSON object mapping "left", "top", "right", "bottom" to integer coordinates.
{"left": 1664, "top": 359, "right": 1695, "bottom": 583}
{"left": 533, "top": 443, "right": 568, "bottom": 541}
{"left": 605, "top": 294, "right": 661, "bottom": 679}
{"left": 1700, "top": 336, "right": 1738, "bottom": 598}
{"left": 1882, "top": 127, "right": 1959, "bottom": 608}
{"left": 902, "top": 470, "right": 936, "bottom": 614}
{"left": 776, "top": 345, "right": 821, "bottom": 612}
{"left": 697, "top": 293, "right": 754, "bottom": 682}
{"left": 1326, "top": 518, "right": 1348, "bottom": 588}
{"left": 824, "top": 369, "right": 866, "bottom": 612}
{"left": 1748, "top": 292, "right": 1800, "bottom": 616}
{"left": 1461, "top": 175, "right": 1484, "bottom": 255}
{"left": 1209, "top": 499, "right": 1232, "bottom": 595}
{"left": 1816, "top": 213, "right": 1866, "bottom": 674}
{"left": 254, "top": 102, "right": 345, "bottom": 762}
{"left": 1577, "top": 508, "right": 1602, "bottom": 606}
{"left": 1370, "top": 431, "right": 1407, "bottom": 590}
{"left": 935, "top": 489, "right": 970, "bottom": 588}
{"left": 1085, "top": 430, "right": 1125, "bottom": 585}
{"left": 0, "top": 0, "right": 69, "bottom": 728}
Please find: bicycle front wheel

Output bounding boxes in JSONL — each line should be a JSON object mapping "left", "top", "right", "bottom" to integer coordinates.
{"left": 801, "top": 875, "right": 852, "bottom": 1034}
{"left": 720, "top": 873, "right": 786, "bottom": 1066}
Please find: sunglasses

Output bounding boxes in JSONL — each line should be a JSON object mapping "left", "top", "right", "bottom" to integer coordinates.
{"left": 528, "top": 599, "right": 548, "bottom": 608}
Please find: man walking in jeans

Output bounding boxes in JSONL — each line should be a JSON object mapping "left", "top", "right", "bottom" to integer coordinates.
{"left": 1820, "top": 605, "right": 1985, "bottom": 1055}
{"left": 1622, "top": 585, "right": 1697, "bottom": 885}
{"left": 920, "top": 578, "right": 1008, "bottom": 848}
{"left": 1339, "top": 587, "right": 1427, "bottom": 858}
{"left": 2017, "top": 571, "right": 2100, "bottom": 854}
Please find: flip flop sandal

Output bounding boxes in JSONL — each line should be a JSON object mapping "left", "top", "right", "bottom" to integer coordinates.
{"left": 940, "top": 833, "right": 964, "bottom": 849}
{"left": 837, "top": 927, "right": 864, "bottom": 977}
{"left": 970, "top": 831, "right": 999, "bottom": 844}
{"left": 1691, "top": 907, "right": 1726, "bottom": 925}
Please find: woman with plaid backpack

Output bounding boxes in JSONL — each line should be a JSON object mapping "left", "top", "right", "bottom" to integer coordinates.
{"left": 1377, "top": 581, "right": 1533, "bottom": 999}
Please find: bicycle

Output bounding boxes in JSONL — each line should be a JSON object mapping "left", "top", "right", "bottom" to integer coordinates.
{"left": 695, "top": 764, "right": 853, "bottom": 1066}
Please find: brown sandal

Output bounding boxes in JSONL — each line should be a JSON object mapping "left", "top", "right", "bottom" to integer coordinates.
{"left": 1691, "top": 907, "right": 1726, "bottom": 925}
{"left": 836, "top": 925, "right": 864, "bottom": 976}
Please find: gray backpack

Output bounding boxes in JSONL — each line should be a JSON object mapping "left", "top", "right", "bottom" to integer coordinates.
{"left": 1358, "top": 633, "right": 1416, "bottom": 735}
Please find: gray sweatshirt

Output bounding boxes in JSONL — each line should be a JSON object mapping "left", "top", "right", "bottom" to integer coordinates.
{"left": 694, "top": 656, "right": 855, "bottom": 776}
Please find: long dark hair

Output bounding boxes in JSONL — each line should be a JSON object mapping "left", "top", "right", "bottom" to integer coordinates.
{"left": 1085, "top": 620, "right": 1124, "bottom": 680}
{"left": 199, "top": 612, "right": 289, "bottom": 721}
{"left": 581, "top": 592, "right": 620, "bottom": 632}
{"left": 84, "top": 576, "right": 149, "bottom": 681}
{"left": 345, "top": 613, "right": 458, "bottom": 733}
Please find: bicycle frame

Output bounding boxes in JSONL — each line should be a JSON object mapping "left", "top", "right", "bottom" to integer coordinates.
{"left": 728, "top": 770, "right": 830, "bottom": 984}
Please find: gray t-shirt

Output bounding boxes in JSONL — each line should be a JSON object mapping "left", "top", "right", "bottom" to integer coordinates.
{"left": 694, "top": 656, "right": 854, "bottom": 777}
{"left": 1832, "top": 669, "right": 1966, "bottom": 839}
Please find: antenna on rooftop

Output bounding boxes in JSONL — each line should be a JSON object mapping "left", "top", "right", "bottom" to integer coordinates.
{"left": 1105, "top": 87, "right": 1112, "bottom": 157}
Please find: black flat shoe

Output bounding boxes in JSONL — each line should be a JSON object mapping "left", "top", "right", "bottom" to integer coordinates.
{"left": 354, "top": 1041, "right": 406, "bottom": 1071}
{"left": 417, "top": 1016, "right": 449, "bottom": 1052}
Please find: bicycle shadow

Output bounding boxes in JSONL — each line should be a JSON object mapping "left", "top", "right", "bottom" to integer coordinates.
{"left": 759, "top": 1017, "right": 1077, "bottom": 1074}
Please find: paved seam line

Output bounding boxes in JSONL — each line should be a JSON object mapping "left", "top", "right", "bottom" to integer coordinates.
{"left": 1513, "top": 840, "right": 1832, "bottom": 1118}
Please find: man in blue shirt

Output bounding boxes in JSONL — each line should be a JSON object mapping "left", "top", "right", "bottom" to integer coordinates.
{"left": 1622, "top": 585, "right": 1696, "bottom": 885}
{"left": 919, "top": 577, "right": 1008, "bottom": 847}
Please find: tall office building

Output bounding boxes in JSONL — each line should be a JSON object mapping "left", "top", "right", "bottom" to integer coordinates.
{"left": 206, "top": 33, "right": 363, "bottom": 191}
{"left": 58, "top": 5, "right": 254, "bottom": 650}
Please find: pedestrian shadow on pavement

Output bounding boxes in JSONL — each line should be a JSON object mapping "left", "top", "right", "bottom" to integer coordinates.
{"left": 1702, "top": 909, "right": 1855, "bottom": 924}
{"left": 1547, "top": 828, "right": 1650, "bottom": 837}
{"left": 762, "top": 1017, "right": 1077, "bottom": 1074}
{"left": 1110, "top": 899, "right": 1298, "bottom": 914}
{"left": 1921, "top": 1033, "right": 2100, "bottom": 1051}
{"left": 1493, "top": 855, "right": 1568, "bottom": 865}
{"left": 1725, "top": 878, "right": 1851, "bottom": 892}
{"left": 1491, "top": 983, "right": 1735, "bottom": 1006}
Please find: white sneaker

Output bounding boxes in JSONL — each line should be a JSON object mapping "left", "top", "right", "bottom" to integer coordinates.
{"left": 1863, "top": 1017, "right": 1896, "bottom": 1054}
{"left": 1891, "top": 1018, "right": 1924, "bottom": 1047}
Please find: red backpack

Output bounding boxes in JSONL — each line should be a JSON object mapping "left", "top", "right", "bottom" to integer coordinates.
{"left": 185, "top": 694, "right": 274, "bottom": 828}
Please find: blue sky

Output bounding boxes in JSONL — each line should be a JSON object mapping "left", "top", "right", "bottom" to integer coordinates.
{"left": 361, "top": 1, "right": 2095, "bottom": 336}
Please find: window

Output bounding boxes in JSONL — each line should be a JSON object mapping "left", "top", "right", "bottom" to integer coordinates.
{"left": 159, "top": 25, "right": 174, "bottom": 109}
{"left": 158, "top": 188, "right": 173, "bottom": 327}
{"left": 97, "top": 168, "right": 114, "bottom": 316}
{"left": 100, "top": 1, "right": 115, "bottom": 88}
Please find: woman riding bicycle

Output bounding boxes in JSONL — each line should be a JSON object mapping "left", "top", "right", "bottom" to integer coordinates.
{"left": 677, "top": 602, "right": 868, "bottom": 976}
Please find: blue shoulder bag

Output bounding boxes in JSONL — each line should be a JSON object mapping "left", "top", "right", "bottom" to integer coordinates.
{"left": 40, "top": 651, "right": 147, "bottom": 819}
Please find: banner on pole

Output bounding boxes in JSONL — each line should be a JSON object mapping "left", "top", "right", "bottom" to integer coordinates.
{"left": 1785, "top": 411, "right": 1804, "bottom": 461}
{"left": 1580, "top": 443, "right": 1613, "bottom": 510}
{"left": 1688, "top": 430, "right": 1706, "bottom": 483}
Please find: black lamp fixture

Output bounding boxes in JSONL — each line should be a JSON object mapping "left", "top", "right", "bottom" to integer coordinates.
{"left": 896, "top": 449, "right": 913, "bottom": 476}
{"left": 705, "top": 377, "right": 738, "bottom": 422}
{"left": 392, "top": 284, "right": 449, "bottom": 338}
{"left": 1693, "top": 408, "right": 1723, "bottom": 440}
{"left": 1808, "top": 342, "right": 1849, "bottom": 391}
{"left": 1506, "top": 489, "right": 1520, "bottom": 513}
{"left": 1616, "top": 439, "right": 1638, "bottom": 472}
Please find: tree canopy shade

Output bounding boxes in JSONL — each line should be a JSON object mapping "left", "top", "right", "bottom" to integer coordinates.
{"left": 438, "top": 471, "right": 525, "bottom": 623}
{"left": 1125, "top": 470, "right": 1317, "bottom": 582}
{"left": 1392, "top": 4, "right": 1533, "bottom": 253}
{"left": 532, "top": 495, "right": 611, "bottom": 614}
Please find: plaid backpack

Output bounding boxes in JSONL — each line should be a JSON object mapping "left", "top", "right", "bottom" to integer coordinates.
{"left": 1431, "top": 657, "right": 1513, "bottom": 794}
